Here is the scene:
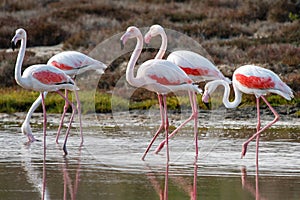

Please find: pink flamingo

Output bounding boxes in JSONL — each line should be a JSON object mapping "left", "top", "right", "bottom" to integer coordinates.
{"left": 21, "top": 51, "right": 107, "bottom": 144}
{"left": 120, "top": 26, "right": 201, "bottom": 162}
{"left": 11, "top": 28, "right": 79, "bottom": 155}
{"left": 143, "top": 24, "right": 230, "bottom": 156}
{"left": 202, "top": 64, "right": 294, "bottom": 165}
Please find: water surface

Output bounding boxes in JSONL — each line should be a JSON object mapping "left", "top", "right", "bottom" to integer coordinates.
{"left": 0, "top": 112, "right": 299, "bottom": 199}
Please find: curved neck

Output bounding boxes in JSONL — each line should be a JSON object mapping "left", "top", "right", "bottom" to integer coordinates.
{"left": 209, "top": 80, "right": 242, "bottom": 109}
{"left": 222, "top": 82, "right": 242, "bottom": 108}
{"left": 126, "top": 34, "right": 144, "bottom": 87}
{"left": 15, "top": 37, "right": 26, "bottom": 87}
{"left": 155, "top": 31, "right": 167, "bottom": 59}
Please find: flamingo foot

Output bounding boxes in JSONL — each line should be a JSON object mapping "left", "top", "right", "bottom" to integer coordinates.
{"left": 241, "top": 142, "right": 248, "bottom": 158}
{"left": 154, "top": 142, "right": 165, "bottom": 154}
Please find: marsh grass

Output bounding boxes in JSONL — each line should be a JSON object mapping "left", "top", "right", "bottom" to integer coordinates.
{"left": 0, "top": 88, "right": 298, "bottom": 114}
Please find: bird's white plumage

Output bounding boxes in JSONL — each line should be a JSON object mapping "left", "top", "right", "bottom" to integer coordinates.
{"left": 47, "top": 51, "right": 107, "bottom": 76}
{"left": 167, "top": 50, "right": 228, "bottom": 82}
{"left": 21, "top": 64, "right": 77, "bottom": 92}
{"left": 144, "top": 25, "right": 230, "bottom": 83}
{"left": 233, "top": 65, "right": 293, "bottom": 100}
{"left": 136, "top": 59, "right": 200, "bottom": 94}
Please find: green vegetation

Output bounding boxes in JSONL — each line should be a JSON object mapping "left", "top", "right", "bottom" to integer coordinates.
{"left": 0, "top": 88, "right": 298, "bottom": 115}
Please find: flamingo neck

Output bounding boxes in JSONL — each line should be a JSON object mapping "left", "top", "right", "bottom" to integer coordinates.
{"left": 221, "top": 81, "right": 242, "bottom": 108}
{"left": 15, "top": 37, "right": 26, "bottom": 87}
{"left": 208, "top": 80, "right": 242, "bottom": 109}
{"left": 155, "top": 30, "right": 168, "bottom": 59}
{"left": 126, "top": 33, "right": 144, "bottom": 87}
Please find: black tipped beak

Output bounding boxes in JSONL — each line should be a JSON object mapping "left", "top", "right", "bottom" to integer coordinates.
{"left": 204, "top": 102, "right": 210, "bottom": 109}
{"left": 11, "top": 41, "right": 16, "bottom": 51}
{"left": 120, "top": 40, "right": 124, "bottom": 50}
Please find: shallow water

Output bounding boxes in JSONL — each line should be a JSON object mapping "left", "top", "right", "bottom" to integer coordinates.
{"left": 0, "top": 112, "right": 299, "bottom": 200}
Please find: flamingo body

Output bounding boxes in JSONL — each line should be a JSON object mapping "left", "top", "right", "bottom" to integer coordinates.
{"left": 143, "top": 24, "right": 230, "bottom": 157}
{"left": 144, "top": 24, "right": 230, "bottom": 84}
{"left": 47, "top": 51, "right": 106, "bottom": 76}
{"left": 202, "top": 64, "right": 293, "bottom": 165}
{"left": 21, "top": 65, "right": 77, "bottom": 92}
{"left": 121, "top": 26, "right": 201, "bottom": 162}
{"left": 135, "top": 59, "right": 195, "bottom": 94}
{"left": 233, "top": 65, "right": 293, "bottom": 100}
{"left": 167, "top": 50, "right": 229, "bottom": 83}
{"left": 12, "top": 28, "right": 79, "bottom": 156}
{"left": 22, "top": 50, "right": 107, "bottom": 143}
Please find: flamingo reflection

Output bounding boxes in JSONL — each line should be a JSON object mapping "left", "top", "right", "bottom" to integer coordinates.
{"left": 61, "top": 146, "right": 82, "bottom": 200}
{"left": 146, "top": 163, "right": 198, "bottom": 200}
{"left": 21, "top": 144, "right": 49, "bottom": 200}
{"left": 241, "top": 166, "right": 267, "bottom": 200}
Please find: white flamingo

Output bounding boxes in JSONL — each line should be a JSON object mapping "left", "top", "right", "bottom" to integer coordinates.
{"left": 22, "top": 51, "right": 107, "bottom": 144}
{"left": 144, "top": 24, "right": 230, "bottom": 156}
{"left": 202, "top": 64, "right": 294, "bottom": 165}
{"left": 120, "top": 26, "right": 202, "bottom": 162}
{"left": 12, "top": 28, "right": 79, "bottom": 155}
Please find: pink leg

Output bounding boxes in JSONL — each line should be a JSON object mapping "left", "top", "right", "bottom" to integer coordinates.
{"left": 74, "top": 90, "right": 83, "bottom": 145}
{"left": 191, "top": 163, "right": 198, "bottom": 200}
{"left": 141, "top": 94, "right": 165, "bottom": 161}
{"left": 56, "top": 89, "right": 69, "bottom": 144}
{"left": 164, "top": 157, "right": 169, "bottom": 200}
{"left": 41, "top": 92, "right": 47, "bottom": 200}
{"left": 155, "top": 91, "right": 197, "bottom": 154}
{"left": 241, "top": 96, "right": 279, "bottom": 159}
{"left": 192, "top": 93, "right": 199, "bottom": 162}
{"left": 162, "top": 95, "right": 170, "bottom": 162}
{"left": 56, "top": 90, "right": 77, "bottom": 155}
{"left": 255, "top": 98, "right": 261, "bottom": 166}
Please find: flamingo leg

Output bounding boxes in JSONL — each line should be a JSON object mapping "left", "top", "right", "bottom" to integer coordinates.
{"left": 155, "top": 91, "right": 198, "bottom": 155}
{"left": 41, "top": 92, "right": 47, "bottom": 200}
{"left": 162, "top": 94, "right": 170, "bottom": 163}
{"left": 56, "top": 89, "right": 69, "bottom": 144}
{"left": 141, "top": 94, "right": 165, "bottom": 161}
{"left": 255, "top": 98, "right": 261, "bottom": 166}
{"left": 56, "top": 90, "right": 77, "bottom": 155}
{"left": 74, "top": 90, "right": 83, "bottom": 145}
{"left": 164, "top": 157, "right": 169, "bottom": 200}
{"left": 241, "top": 96, "right": 279, "bottom": 159}
{"left": 191, "top": 163, "right": 198, "bottom": 200}
{"left": 192, "top": 92, "right": 199, "bottom": 162}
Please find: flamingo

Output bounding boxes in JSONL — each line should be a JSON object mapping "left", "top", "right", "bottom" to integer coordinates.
{"left": 120, "top": 26, "right": 201, "bottom": 162}
{"left": 11, "top": 28, "right": 79, "bottom": 155}
{"left": 22, "top": 51, "right": 107, "bottom": 144}
{"left": 202, "top": 64, "right": 294, "bottom": 165}
{"left": 144, "top": 24, "right": 230, "bottom": 156}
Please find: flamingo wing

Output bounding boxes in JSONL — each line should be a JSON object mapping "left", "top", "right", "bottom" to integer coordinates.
{"left": 137, "top": 59, "right": 192, "bottom": 86}
{"left": 23, "top": 65, "right": 74, "bottom": 86}
{"left": 234, "top": 65, "right": 293, "bottom": 99}
{"left": 47, "top": 51, "right": 107, "bottom": 76}
{"left": 167, "top": 50, "right": 227, "bottom": 82}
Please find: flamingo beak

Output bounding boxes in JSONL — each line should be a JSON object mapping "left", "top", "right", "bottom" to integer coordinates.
{"left": 120, "top": 32, "right": 129, "bottom": 50}
{"left": 120, "top": 40, "right": 124, "bottom": 50}
{"left": 11, "top": 36, "right": 18, "bottom": 51}
{"left": 204, "top": 102, "right": 210, "bottom": 109}
{"left": 11, "top": 40, "right": 16, "bottom": 51}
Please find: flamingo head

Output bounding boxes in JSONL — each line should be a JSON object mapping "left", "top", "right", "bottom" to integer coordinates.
{"left": 21, "top": 122, "right": 38, "bottom": 143}
{"left": 202, "top": 81, "right": 218, "bottom": 103}
{"left": 11, "top": 28, "right": 27, "bottom": 51}
{"left": 144, "top": 24, "right": 164, "bottom": 44}
{"left": 120, "top": 26, "right": 142, "bottom": 49}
